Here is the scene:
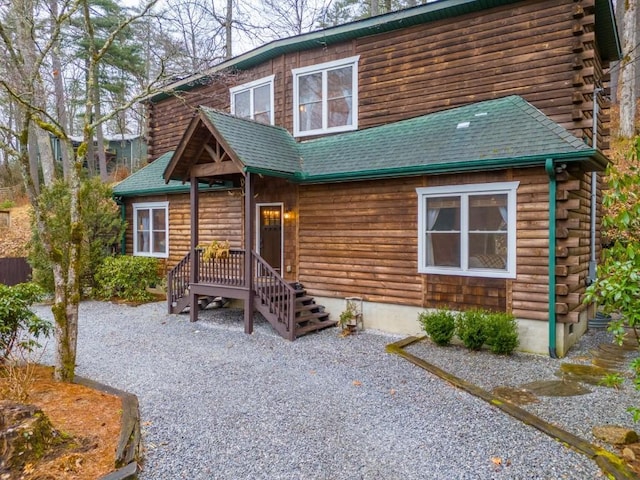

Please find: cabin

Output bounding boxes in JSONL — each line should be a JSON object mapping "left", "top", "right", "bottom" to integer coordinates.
{"left": 113, "top": 0, "right": 621, "bottom": 356}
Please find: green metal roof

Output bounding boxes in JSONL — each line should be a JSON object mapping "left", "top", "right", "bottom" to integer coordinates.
{"left": 113, "top": 150, "right": 232, "bottom": 197}
{"left": 296, "top": 95, "right": 606, "bottom": 182}
{"left": 150, "top": 0, "right": 621, "bottom": 102}
{"left": 200, "top": 107, "right": 301, "bottom": 176}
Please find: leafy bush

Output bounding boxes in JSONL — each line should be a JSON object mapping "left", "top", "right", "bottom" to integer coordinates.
{"left": 486, "top": 312, "right": 519, "bottom": 355}
{"left": 0, "top": 283, "right": 51, "bottom": 362}
{"left": 0, "top": 199, "right": 15, "bottom": 209}
{"left": 94, "top": 256, "right": 161, "bottom": 302}
{"left": 29, "top": 178, "right": 125, "bottom": 295}
{"left": 418, "top": 310, "right": 456, "bottom": 346}
{"left": 456, "top": 309, "right": 489, "bottom": 351}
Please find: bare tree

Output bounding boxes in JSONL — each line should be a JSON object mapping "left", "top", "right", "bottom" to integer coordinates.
{"left": 0, "top": 0, "right": 162, "bottom": 382}
{"left": 619, "top": 0, "right": 638, "bottom": 137}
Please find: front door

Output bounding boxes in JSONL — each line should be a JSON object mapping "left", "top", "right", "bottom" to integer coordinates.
{"left": 257, "top": 204, "right": 283, "bottom": 273}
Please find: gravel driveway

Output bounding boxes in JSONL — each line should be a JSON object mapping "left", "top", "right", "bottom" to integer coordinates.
{"left": 34, "top": 301, "right": 623, "bottom": 479}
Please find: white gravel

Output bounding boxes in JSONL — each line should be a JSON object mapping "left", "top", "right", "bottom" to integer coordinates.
{"left": 32, "top": 301, "right": 637, "bottom": 479}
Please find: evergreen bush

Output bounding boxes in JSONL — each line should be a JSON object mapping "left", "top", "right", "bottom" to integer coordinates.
{"left": 456, "top": 309, "right": 489, "bottom": 351}
{"left": 486, "top": 312, "right": 519, "bottom": 355}
{"left": 418, "top": 310, "right": 456, "bottom": 346}
{"left": 94, "top": 256, "right": 161, "bottom": 302}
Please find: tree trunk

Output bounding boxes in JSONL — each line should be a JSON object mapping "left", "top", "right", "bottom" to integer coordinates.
{"left": 225, "top": 0, "right": 233, "bottom": 60}
{"left": 27, "top": 126, "right": 40, "bottom": 195}
{"left": 94, "top": 80, "right": 108, "bottom": 182}
{"left": 35, "top": 124, "right": 55, "bottom": 186}
{"left": 619, "top": 0, "right": 637, "bottom": 137}
{"left": 50, "top": 0, "right": 71, "bottom": 180}
{"left": 371, "top": 0, "right": 378, "bottom": 16}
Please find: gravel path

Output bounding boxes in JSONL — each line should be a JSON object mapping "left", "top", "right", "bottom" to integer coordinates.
{"left": 33, "top": 301, "right": 636, "bottom": 479}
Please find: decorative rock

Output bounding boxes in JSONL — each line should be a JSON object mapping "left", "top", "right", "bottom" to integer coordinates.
{"left": 592, "top": 425, "right": 639, "bottom": 445}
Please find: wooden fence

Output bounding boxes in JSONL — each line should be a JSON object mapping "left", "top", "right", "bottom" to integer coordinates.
{"left": 0, "top": 257, "right": 32, "bottom": 286}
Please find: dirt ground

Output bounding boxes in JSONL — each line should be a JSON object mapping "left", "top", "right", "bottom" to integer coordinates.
{"left": 0, "top": 203, "right": 31, "bottom": 258}
{"left": 1, "top": 365, "right": 122, "bottom": 480}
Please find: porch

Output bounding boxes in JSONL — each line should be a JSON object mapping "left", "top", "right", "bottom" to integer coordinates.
{"left": 167, "top": 248, "right": 336, "bottom": 340}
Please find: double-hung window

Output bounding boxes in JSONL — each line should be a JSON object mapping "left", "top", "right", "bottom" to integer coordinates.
{"left": 230, "top": 75, "right": 275, "bottom": 125}
{"left": 416, "top": 182, "right": 519, "bottom": 278}
{"left": 133, "top": 202, "right": 169, "bottom": 258}
{"left": 292, "top": 56, "right": 359, "bottom": 137}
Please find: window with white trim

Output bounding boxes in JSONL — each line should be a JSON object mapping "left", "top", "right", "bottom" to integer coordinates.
{"left": 292, "top": 56, "right": 359, "bottom": 137}
{"left": 416, "top": 182, "right": 519, "bottom": 278}
{"left": 230, "top": 75, "right": 275, "bottom": 125}
{"left": 133, "top": 202, "right": 169, "bottom": 258}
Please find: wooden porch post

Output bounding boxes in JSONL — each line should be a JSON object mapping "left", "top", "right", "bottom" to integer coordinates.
{"left": 189, "top": 176, "right": 200, "bottom": 322}
{"left": 244, "top": 172, "right": 254, "bottom": 334}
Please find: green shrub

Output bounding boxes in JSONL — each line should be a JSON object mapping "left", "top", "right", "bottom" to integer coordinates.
{"left": 0, "top": 283, "right": 51, "bottom": 362}
{"left": 486, "top": 312, "right": 519, "bottom": 355}
{"left": 0, "top": 199, "right": 15, "bottom": 209}
{"left": 456, "top": 309, "right": 489, "bottom": 351}
{"left": 418, "top": 310, "right": 456, "bottom": 346}
{"left": 94, "top": 256, "right": 161, "bottom": 302}
{"left": 29, "top": 178, "right": 125, "bottom": 295}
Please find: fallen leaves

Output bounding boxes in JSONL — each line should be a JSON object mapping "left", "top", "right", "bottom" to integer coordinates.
{"left": 0, "top": 204, "right": 31, "bottom": 258}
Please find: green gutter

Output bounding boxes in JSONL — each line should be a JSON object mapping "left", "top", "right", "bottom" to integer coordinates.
{"left": 295, "top": 150, "right": 606, "bottom": 184}
{"left": 114, "top": 196, "right": 126, "bottom": 255}
{"left": 545, "top": 158, "right": 558, "bottom": 359}
{"left": 113, "top": 184, "right": 234, "bottom": 198}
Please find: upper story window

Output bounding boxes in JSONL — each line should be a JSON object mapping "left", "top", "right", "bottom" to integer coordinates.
{"left": 133, "top": 202, "right": 169, "bottom": 258}
{"left": 416, "top": 182, "right": 519, "bottom": 279}
{"left": 292, "top": 56, "right": 359, "bottom": 137}
{"left": 230, "top": 75, "right": 275, "bottom": 125}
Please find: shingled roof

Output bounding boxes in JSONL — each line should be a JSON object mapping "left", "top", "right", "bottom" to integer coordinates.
{"left": 113, "top": 150, "right": 232, "bottom": 197}
{"left": 296, "top": 95, "right": 605, "bottom": 182}
{"left": 130, "top": 96, "right": 606, "bottom": 196}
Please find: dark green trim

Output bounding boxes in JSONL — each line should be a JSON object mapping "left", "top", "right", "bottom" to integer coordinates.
{"left": 545, "top": 158, "right": 558, "bottom": 359}
{"left": 294, "top": 150, "right": 606, "bottom": 184}
{"left": 244, "top": 166, "right": 297, "bottom": 180}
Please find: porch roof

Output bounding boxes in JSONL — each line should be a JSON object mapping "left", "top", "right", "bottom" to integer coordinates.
{"left": 112, "top": 151, "right": 231, "bottom": 197}
{"left": 163, "top": 95, "right": 606, "bottom": 185}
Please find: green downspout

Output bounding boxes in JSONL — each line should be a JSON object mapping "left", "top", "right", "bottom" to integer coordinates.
{"left": 115, "top": 196, "right": 126, "bottom": 255}
{"left": 544, "top": 158, "right": 558, "bottom": 358}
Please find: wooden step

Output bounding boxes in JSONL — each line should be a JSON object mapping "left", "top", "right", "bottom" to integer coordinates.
{"left": 296, "top": 318, "right": 337, "bottom": 336}
{"left": 295, "top": 303, "right": 324, "bottom": 315}
{"left": 295, "top": 311, "right": 330, "bottom": 325}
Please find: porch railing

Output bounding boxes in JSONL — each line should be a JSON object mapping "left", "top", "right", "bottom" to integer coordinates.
{"left": 252, "top": 250, "right": 296, "bottom": 340}
{"left": 197, "top": 248, "right": 245, "bottom": 286}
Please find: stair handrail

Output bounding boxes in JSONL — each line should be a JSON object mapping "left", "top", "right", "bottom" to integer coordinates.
{"left": 251, "top": 250, "right": 296, "bottom": 340}
{"left": 167, "top": 251, "right": 191, "bottom": 309}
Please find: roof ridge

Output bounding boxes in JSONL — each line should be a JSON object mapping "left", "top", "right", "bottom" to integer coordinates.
{"left": 198, "top": 106, "right": 293, "bottom": 135}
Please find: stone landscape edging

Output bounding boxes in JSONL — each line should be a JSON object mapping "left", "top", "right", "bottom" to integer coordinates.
{"left": 386, "top": 336, "right": 638, "bottom": 480}
{"left": 74, "top": 376, "right": 141, "bottom": 480}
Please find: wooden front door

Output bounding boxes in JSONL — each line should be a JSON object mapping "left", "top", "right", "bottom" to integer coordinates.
{"left": 257, "top": 204, "right": 283, "bottom": 273}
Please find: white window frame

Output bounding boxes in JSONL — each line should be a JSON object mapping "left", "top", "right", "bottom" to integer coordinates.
{"left": 133, "top": 201, "right": 169, "bottom": 258}
{"left": 230, "top": 75, "right": 275, "bottom": 125}
{"left": 292, "top": 56, "right": 359, "bottom": 137}
{"left": 416, "top": 182, "right": 519, "bottom": 279}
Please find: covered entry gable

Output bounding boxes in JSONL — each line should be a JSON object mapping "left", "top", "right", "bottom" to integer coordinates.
{"left": 163, "top": 106, "right": 301, "bottom": 185}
